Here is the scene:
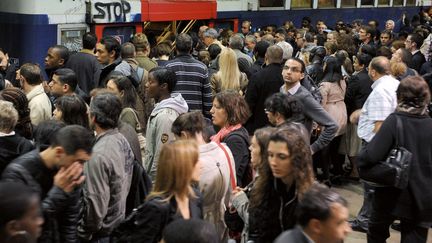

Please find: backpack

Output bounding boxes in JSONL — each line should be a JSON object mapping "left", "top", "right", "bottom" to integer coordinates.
{"left": 128, "top": 65, "right": 145, "bottom": 88}
{"left": 301, "top": 74, "right": 322, "bottom": 104}
{"left": 125, "top": 159, "right": 152, "bottom": 216}
{"left": 111, "top": 197, "right": 171, "bottom": 243}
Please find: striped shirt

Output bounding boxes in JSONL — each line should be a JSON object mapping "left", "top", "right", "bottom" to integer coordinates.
{"left": 357, "top": 75, "right": 399, "bottom": 142}
{"left": 166, "top": 54, "right": 212, "bottom": 118}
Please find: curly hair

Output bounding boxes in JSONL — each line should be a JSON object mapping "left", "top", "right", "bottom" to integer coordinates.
{"left": 249, "top": 127, "right": 314, "bottom": 241}
{"left": 0, "top": 88, "right": 33, "bottom": 139}
{"left": 251, "top": 127, "right": 314, "bottom": 205}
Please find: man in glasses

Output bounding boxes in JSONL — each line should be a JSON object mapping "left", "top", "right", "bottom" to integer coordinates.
{"left": 280, "top": 57, "right": 337, "bottom": 155}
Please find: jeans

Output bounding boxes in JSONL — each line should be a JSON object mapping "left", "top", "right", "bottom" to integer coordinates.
{"left": 353, "top": 182, "right": 375, "bottom": 229}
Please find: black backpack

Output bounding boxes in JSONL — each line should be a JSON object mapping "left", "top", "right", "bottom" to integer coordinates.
{"left": 128, "top": 65, "right": 145, "bottom": 88}
{"left": 111, "top": 197, "right": 170, "bottom": 243}
{"left": 125, "top": 160, "right": 152, "bottom": 216}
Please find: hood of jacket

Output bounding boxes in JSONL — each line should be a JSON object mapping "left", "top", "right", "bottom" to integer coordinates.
{"left": 151, "top": 93, "right": 188, "bottom": 115}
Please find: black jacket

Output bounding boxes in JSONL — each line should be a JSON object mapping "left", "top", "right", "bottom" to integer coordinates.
{"left": 0, "top": 134, "right": 34, "bottom": 174}
{"left": 248, "top": 57, "right": 265, "bottom": 80}
{"left": 132, "top": 191, "right": 203, "bottom": 243}
{"left": 249, "top": 179, "right": 298, "bottom": 243}
{"left": 245, "top": 63, "right": 284, "bottom": 135}
{"left": 1, "top": 150, "right": 81, "bottom": 243}
{"left": 222, "top": 127, "right": 251, "bottom": 187}
{"left": 97, "top": 58, "right": 122, "bottom": 88}
{"left": 358, "top": 112, "right": 432, "bottom": 222}
{"left": 345, "top": 69, "right": 373, "bottom": 115}
{"left": 410, "top": 51, "right": 426, "bottom": 73}
{"left": 65, "top": 51, "right": 102, "bottom": 96}
{"left": 305, "top": 60, "right": 324, "bottom": 84}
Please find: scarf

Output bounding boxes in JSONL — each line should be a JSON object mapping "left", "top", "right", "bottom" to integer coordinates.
{"left": 211, "top": 124, "right": 242, "bottom": 143}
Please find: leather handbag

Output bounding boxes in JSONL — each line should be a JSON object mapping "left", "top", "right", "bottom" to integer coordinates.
{"left": 359, "top": 115, "right": 412, "bottom": 189}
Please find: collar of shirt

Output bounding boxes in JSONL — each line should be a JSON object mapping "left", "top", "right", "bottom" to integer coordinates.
{"left": 287, "top": 82, "right": 301, "bottom": 95}
{"left": 411, "top": 49, "right": 419, "bottom": 55}
{"left": 371, "top": 75, "right": 391, "bottom": 89}
{"left": 0, "top": 131, "right": 15, "bottom": 137}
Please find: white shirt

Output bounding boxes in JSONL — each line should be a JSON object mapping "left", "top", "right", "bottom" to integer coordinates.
{"left": 357, "top": 75, "right": 399, "bottom": 142}
{"left": 281, "top": 82, "right": 302, "bottom": 96}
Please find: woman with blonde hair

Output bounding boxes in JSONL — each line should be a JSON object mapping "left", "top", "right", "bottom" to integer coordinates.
{"left": 125, "top": 140, "right": 203, "bottom": 243}
{"left": 172, "top": 111, "right": 236, "bottom": 242}
{"left": 210, "top": 48, "right": 248, "bottom": 96}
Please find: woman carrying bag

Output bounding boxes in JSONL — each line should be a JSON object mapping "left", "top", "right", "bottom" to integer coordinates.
{"left": 357, "top": 76, "right": 432, "bottom": 243}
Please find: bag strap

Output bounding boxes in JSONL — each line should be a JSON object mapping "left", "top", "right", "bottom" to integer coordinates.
{"left": 395, "top": 115, "right": 403, "bottom": 147}
{"left": 216, "top": 142, "right": 236, "bottom": 190}
{"left": 137, "top": 67, "right": 145, "bottom": 81}
{"left": 125, "top": 107, "right": 142, "bottom": 132}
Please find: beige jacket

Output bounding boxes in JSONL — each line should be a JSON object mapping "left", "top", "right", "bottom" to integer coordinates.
{"left": 26, "top": 84, "right": 52, "bottom": 126}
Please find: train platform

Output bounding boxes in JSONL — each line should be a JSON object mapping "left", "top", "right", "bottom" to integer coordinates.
{"left": 333, "top": 182, "right": 432, "bottom": 243}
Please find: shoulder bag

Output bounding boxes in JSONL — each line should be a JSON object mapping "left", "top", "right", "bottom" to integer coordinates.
{"left": 359, "top": 115, "right": 412, "bottom": 189}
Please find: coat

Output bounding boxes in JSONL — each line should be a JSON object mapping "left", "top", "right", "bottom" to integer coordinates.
{"left": 144, "top": 93, "right": 188, "bottom": 181}
{"left": 78, "top": 129, "right": 135, "bottom": 240}
{"left": 222, "top": 127, "right": 251, "bottom": 187}
{"left": 26, "top": 84, "right": 52, "bottom": 126}
{"left": 2, "top": 150, "right": 80, "bottom": 243}
{"left": 320, "top": 80, "right": 347, "bottom": 136}
{"left": 345, "top": 69, "right": 373, "bottom": 116}
{"left": 274, "top": 226, "right": 311, "bottom": 243}
{"left": 0, "top": 133, "right": 34, "bottom": 174}
{"left": 131, "top": 191, "right": 203, "bottom": 243}
{"left": 358, "top": 112, "right": 432, "bottom": 222}
{"left": 244, "top": 63, "right": 284, "bottom": 135}
{"left": 248, "top": 179, "right": 298, "bottom": 243}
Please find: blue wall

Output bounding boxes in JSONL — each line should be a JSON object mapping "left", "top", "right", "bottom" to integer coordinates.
{"left": 0, "top": 12, "right": 57, "bottom": 74}
{"left": 217, "top": 6, "right": 421, "bottom": 31}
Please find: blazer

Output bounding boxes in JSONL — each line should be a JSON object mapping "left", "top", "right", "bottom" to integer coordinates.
{"left": 244, "top": 63, "right": 284, "bottom": 135}
{"left": 410, "top": 51, "right": 426, "bottom": 73}
{"left": 274, "top": 226, "right": 312, "bottom": 243}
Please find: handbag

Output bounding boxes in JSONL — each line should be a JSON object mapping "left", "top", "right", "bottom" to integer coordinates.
{"left": 359, "top": 115, "right": 412, "bottom": 189}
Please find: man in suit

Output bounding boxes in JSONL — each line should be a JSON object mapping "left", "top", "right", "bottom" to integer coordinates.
{"left": 244, "top": 45, "right": 284, "bottom": 135}
{"left": 275, "top": 184, "right": 351, "bottom": 243}
{"left": 405, "top": 33, "right": 426, "bottom": 73}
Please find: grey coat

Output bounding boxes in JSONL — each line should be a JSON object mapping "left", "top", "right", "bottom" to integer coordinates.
{"left": 78, "top": 129, "right": 134, "bottom": 240}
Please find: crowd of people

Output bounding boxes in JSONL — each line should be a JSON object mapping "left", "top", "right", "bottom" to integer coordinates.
{"left": 2, "top": 9, "right": 432, "bottom": 243}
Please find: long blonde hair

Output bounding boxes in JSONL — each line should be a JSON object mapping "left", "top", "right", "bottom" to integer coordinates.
{"left": 149, "top": 140, "right": 199, "bottom": 200}
{"left": 217, "top": 48, "right": 241, "bottom": 91}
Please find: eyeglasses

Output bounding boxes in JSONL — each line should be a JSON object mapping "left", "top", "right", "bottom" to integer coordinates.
{"left": 283, "top": 66, "right": 302, "bottom": 72}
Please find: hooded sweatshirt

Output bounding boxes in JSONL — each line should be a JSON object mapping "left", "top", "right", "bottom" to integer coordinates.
{"left": 144, "top": 93, "right": 188, "bottom": 181}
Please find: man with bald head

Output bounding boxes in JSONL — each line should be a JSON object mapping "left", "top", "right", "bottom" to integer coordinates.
{"left": 385, "top": 20, "right": 395, "bottom": 32}
{"left": 244, "top": 45, "right": 285, "bottom": 134}
{"left": 350, "top": 56, "right": 399, "bottom": 233}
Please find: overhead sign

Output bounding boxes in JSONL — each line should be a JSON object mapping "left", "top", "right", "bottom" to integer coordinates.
{"left": 89, "top": 0, "right": 141, "bottom": 23}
